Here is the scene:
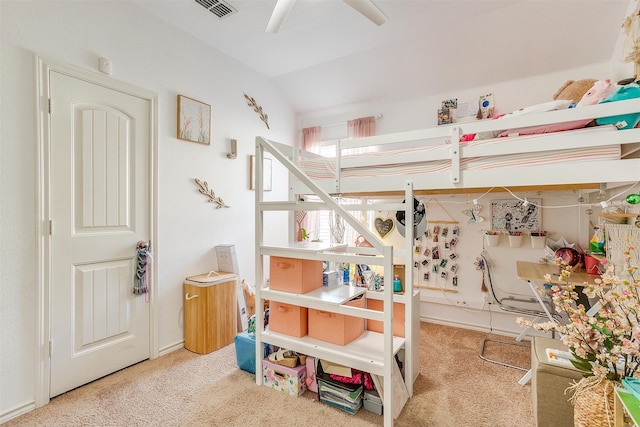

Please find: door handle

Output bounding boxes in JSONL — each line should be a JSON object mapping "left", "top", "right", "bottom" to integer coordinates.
{"left": 185, "top": 293, "right": 199, "bottom": 301}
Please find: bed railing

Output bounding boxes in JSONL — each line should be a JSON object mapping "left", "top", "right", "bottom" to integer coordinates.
{"left": 291, "top": 98, "right": 640, "bottom": 194}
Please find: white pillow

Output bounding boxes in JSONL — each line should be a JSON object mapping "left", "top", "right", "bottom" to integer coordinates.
{"left": 509, "top": 99, "right": 573, "bottom": 116}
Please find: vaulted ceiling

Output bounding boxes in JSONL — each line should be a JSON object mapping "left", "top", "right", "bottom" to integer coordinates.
{"left": 136, "top": 0, "right": 632, "bottom": 114}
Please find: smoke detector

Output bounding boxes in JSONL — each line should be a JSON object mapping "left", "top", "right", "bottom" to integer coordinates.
{"left": 195, "top": 0, "right": 237, "bottom": 19}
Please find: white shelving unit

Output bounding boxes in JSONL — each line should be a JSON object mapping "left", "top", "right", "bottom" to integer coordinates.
{"left": 253, "top": 136, "right": 418, "bottom": 426}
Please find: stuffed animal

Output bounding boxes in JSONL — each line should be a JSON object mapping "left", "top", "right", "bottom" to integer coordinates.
{"left": 576, "top": 79, "right": 617, "bottom": 106}
{"left": 242, "top": 279, "right": 256, "bottom": 318}
{"left": 553, "top": 79, "right": 598, "bottom": 104}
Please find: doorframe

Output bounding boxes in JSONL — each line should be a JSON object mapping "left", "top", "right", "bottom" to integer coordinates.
{"left": 35, "top": 54, "right": 159, "bottom": 407}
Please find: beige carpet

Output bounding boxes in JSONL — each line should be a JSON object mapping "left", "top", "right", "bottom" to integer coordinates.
{"left": 5, "top": 322, "right": 534, "bottom": 426}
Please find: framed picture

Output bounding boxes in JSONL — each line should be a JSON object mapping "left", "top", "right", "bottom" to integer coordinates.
{"left": 249, "top": 155, "right": 272, "bottom": 191}
{"left": 490, "top": 199, "right": 542, "bottom": 232}
{"left": 177, "top": 94, "right": 211, "bottom": 145}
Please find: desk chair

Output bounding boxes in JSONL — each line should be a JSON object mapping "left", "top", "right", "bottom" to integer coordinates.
{"left": 478, "top": 252, "right": 558, "bottom": 374}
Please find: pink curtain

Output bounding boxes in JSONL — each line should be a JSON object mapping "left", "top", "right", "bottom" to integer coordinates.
{"left": 302, "top": 126, "right": 322, "bottom": 153}
{"left": 347, "top": 116, "right": 375, "bottom": 139}
{"left": 297, "top": 126, "right": 322, "bottom": 240}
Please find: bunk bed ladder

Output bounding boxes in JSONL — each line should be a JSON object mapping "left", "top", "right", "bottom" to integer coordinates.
{"left": 254, "top": 136, "right": 416, "bottom": 426}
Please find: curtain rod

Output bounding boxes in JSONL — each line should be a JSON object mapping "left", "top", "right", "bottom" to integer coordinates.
{"left": 298, "top": 114, "right": 383, "bottom": 132}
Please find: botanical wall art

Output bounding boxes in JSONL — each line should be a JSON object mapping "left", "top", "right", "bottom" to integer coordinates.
{"left": 244, "top": 93, "right": 270, "bottom": 129}
{"left": 194, "top": 178, "right": 229, "bottom": 209}
{"left": 177, "top": 95, "right": 211, "bottom": 144}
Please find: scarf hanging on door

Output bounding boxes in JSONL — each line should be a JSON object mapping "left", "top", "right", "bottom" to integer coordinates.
{"left": 133, "top": 241, "right": 152, "bottom": 301}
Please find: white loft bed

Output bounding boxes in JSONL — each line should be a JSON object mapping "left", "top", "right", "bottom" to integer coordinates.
{"left": 289, "top": 98, "right": 640, "bottom": 196}
{"left": 253, "top": 96, "right": 640, "bottom": 426}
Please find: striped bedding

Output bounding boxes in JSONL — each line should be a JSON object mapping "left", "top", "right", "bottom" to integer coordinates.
{"left": 298, "top": 127, "right": 621, "bottom": 180}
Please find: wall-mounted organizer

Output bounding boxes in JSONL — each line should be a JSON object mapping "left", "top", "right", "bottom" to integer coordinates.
{"left": 414, "top": 199, "right": 460, "bottom": 293}
{"left": 507, "top": 233, "right": 524, "bottom": 248}
{"left": 483, "top": 230, "right": 548, "bottom": 249}
{"left": 604, "top": 223, "right": 640, "bottom": 276}
{"left": 530, "top": 233, "right": 548, "bottom": 249}
{"left": 485, "top": 232, "right": 501, "bottom": 247}
{"left": 415, "top": 219, "right": 460, "bottom": 294}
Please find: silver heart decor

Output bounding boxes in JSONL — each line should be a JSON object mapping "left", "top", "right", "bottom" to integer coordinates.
{"left": 375, "top": 217, "right": 395, "bottom": 238}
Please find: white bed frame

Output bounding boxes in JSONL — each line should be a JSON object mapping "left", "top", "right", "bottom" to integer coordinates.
{"left": 288, "top": 98, "right": 640, "bottom": 195}
{"left": 252, "top": 96, "right": 640, "bottom": 426}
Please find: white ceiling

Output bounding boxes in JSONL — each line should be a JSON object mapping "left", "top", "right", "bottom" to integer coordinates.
{"left": 136, "top": 0, "right": 632, "bottom": 114}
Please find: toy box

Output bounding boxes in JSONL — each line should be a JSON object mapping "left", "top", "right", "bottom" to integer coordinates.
{"left": 308, "top": 295, "right": 365, "bottom": 346}
{"left": 269, "top": 256, "right": 323, "bottom": 294}
{"left": 262, "top": 357, "right": 307, "bottom": 397}
{"left": 269, "top": 301, "right": 308, "bottom": 337}
{"left": 234, "top": 331, "right": 268, "bottom": 375}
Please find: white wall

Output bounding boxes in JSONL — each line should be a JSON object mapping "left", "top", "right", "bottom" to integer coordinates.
{"left": 0, "top": 0, "right": 292, "bottom": 419}
{"left": 2, "top": 0, "right": 636, "bottom": 421}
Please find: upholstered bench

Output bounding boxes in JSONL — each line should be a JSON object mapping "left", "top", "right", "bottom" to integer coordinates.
{"left": 531, "top": 336, "right": 584, "bottom": 427}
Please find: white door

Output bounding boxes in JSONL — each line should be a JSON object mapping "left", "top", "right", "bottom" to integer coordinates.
{"left": 48, "top": 70, "right": 152, "bottom": 397}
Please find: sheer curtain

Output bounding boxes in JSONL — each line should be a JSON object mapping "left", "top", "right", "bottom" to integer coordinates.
{"left": 347, "top": 116, "right": 375, "bottom": 139}
{"left": 298, "top": 127, "right": 322, "bottom": 241}
{"left": 343, "top": 117, "right": 376, "bottom": 246}
{"left": 302, "top": 126, "right": 322, "bottom": 153}
{"left": 299, "top": 118, "right": 377, "bottom": 245}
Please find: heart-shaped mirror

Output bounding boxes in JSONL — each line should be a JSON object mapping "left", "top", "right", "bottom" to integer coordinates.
{"left": 375, "top": 217, "right": 395, "bottom": 238}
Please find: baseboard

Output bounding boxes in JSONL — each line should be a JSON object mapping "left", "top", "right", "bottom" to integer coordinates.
{"left": 419, "top": 299, "right": 546, "bottom": 339}
{"left": 0, "top": 401, "right": 35, "bottom": 424}
{"left": 2, "top": 341, "right": 186, "bottom": 424}
{"left": 420, "top": 313, "right": 534, "bottom": 340}
{"left": 159, "top": 340, "right": 185, "bottom": 357}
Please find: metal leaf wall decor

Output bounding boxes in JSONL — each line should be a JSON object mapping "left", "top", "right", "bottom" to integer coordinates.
{"left": 195, "top": 178, "right": 230, "bottom": 209}
{"left": 244, "top": 93, "right": 270, "bottom": 129}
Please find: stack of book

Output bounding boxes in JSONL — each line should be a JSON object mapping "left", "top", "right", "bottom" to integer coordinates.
{"left": 316, "top": 362, "right": 363, "bottom": 414}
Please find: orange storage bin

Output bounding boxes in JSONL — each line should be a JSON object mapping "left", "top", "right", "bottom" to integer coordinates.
{"left": 366, "top": 299, "right": 405, "bottom": 337}
{"left": 308, "top": 296, "right": 365, "bottom": 345}
{"left": 270, "top": 256, "right": 323, "bottom": 294}
{"left": 269, "top": 301, "right": 308, "bottom": 337}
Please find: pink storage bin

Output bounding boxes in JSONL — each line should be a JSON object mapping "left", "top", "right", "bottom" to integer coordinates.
{"left": 269, "top": 301, "right": 308, "bottom": 337}
{"left": 308, "top": 296, "right": 365, "bottom": 345}
{"left": 269, "top": 256, "right": 323, "bottom": 294}
{"left": 366, "top": 299, "right": 405, "bottom": 337}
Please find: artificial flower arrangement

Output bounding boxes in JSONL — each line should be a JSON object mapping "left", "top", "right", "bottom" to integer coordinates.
{"left": 518, "top": 247, "right": 640, "bottom": 382}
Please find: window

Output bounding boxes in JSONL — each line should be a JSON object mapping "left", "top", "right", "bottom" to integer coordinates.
{"left": 301, "top": 117, "right": 377, "bottom": 246}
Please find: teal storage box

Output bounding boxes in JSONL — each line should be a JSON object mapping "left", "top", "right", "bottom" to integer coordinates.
{"left": 234, "top": 332, "right": 268, "bottom": 374}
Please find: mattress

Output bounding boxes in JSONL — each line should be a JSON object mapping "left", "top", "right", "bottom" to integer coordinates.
{"left": 298, "top": 125, "right": 622, "bottom": 181}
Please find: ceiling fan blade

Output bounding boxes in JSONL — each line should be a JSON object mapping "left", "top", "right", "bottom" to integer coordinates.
{"left": 343, "top": 0, "right": 388, "bottom": 26}
{"left": 266, "top": 0, "right": 297, "bottom": 33}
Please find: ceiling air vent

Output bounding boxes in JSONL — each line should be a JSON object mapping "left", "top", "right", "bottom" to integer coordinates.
{"left": 195, "top": 0, "right": 237, "bottom": 19}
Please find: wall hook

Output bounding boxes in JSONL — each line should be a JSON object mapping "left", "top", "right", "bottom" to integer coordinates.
{"left": 227, "top": 139, "right": 237, "bottom": 159}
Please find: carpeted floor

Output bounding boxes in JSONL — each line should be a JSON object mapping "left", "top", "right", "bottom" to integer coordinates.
{"left": 5, "top": 322, "right": 534, "bottom": 426}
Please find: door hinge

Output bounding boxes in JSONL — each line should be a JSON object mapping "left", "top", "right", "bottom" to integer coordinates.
{"left": 49, "top": 219, "right": 53, "bottom": 235}
{"left": 48, "top": 98, "right": 52, "bottom": 114}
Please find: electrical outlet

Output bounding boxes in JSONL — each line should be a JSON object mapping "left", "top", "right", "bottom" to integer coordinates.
{"left": 99, "top": 57, "right": 112, "bottom": 75}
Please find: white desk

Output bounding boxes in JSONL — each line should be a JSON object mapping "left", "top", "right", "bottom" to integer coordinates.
{"left": 515, "top": 261, "right": 598, "bottom": 385}
{"left": 516, "top": 261, "right": 598, "bottom": 319}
